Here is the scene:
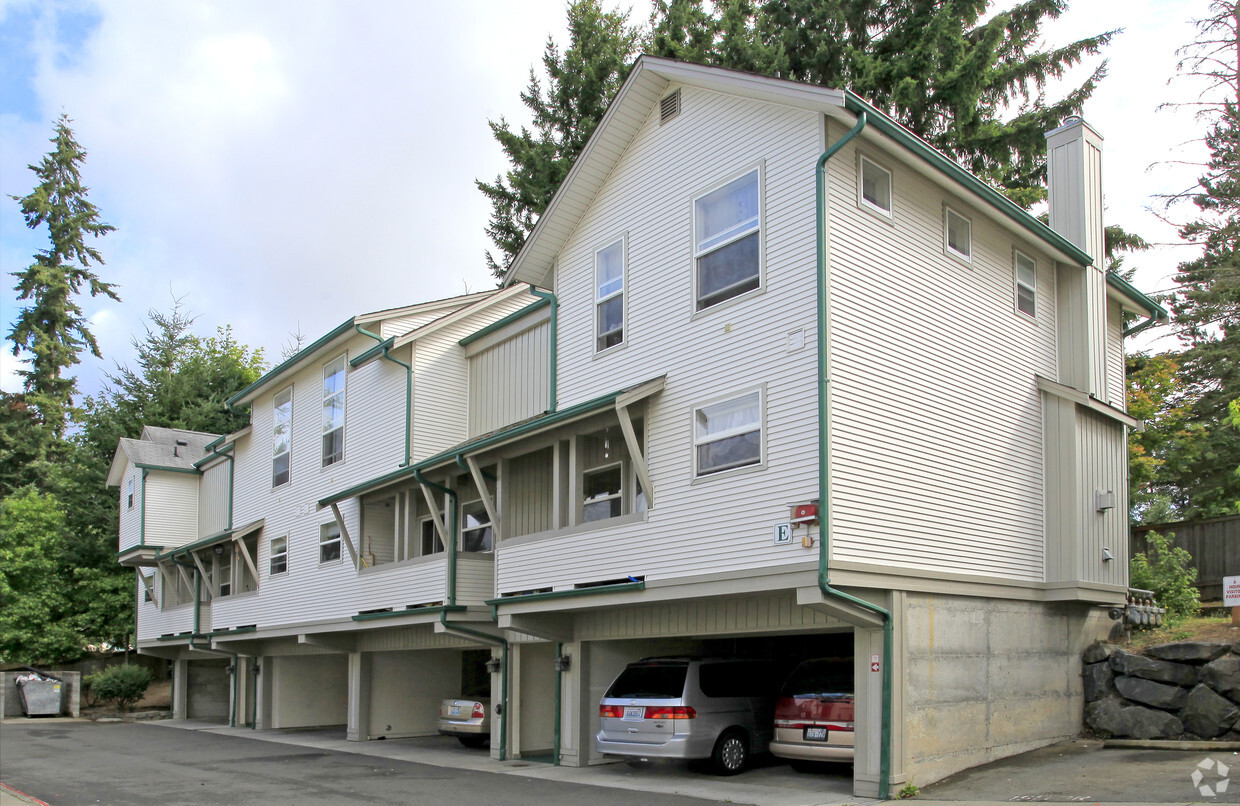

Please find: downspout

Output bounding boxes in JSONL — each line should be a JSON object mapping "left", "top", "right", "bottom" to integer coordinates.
{"left": 413, "top": 469, "right": 458, "bottom": 606}
{"left": 1122, "top": 316, "right": 1159, "bottom": 339}
{"left": 171, "top": 552, "right": 239, "bottom": 727}
{"left": 815, "top": 111, "right": 892, "bottom": 800}
{"left": 356, "top": 324, "right": 413, "bottom": 467}
{"left": 553, "top": 641, "right": 563, "bottom": 766}
{"left": 528, "top": 289, "right": 557, "bottom": 412}
{"left": 140, "top": 469, "right": 149, "bottom": 546}
{"left": 437, "top": 613, "right": 510, "bottom": 762}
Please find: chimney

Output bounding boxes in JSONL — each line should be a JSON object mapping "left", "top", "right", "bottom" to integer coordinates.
{"left": 1045, "top": 116, "right": 1107, "bottom": 396}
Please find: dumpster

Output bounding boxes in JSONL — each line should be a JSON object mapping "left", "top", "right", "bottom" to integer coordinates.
{"left": 15, "top": 672, "right": 62, "bottom": 716}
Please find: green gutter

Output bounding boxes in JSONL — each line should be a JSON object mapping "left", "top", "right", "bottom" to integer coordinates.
{"left": 350, "top": 336, "right": 395, "bottom": 367}
{"left": 355, "top": 324, "right": 413, "bottom": 467}
{"left": 458, "top": 298, "right": 550, "bottom": 347}
{"left": 842, "top": 92, "right": 1092, "bottom": 269}
{"left": 413, "top": 470, "right": 458, "bottom": 606}
{"left": 554, "top": 641, "right": 563, "bottom": 766}
{"left": 227, "top": 316, "right": 356, "bottom": 409}
{"left": 484, "top": 580, "right": 645, "bottom": 618}
{"left": 140, "top": 469, "right": 148, "bottom": 547}
{"left": 156, "top": 520, "right": 264, "bottom": 560}
{"left": 352, "top": 605, "right": 465, "bottom": 622}
{"left": 135, "top": 463, "right": 201, "bottom": 475}
{"left": 191, "top": 442, "right": 234, "bottom": 469}
{"left": 1105, "top": 272, "right": 1169, "bottom": 337}
{"left": 816, "top": 111, "right": 892, "bottom": 800}
{"left": 528, "top": 289, "right": 557, "bottom": 411}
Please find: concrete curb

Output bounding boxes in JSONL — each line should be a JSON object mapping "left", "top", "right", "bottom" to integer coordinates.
{"left": 1104, "top": 738, "right": 1240, "bottom": 750}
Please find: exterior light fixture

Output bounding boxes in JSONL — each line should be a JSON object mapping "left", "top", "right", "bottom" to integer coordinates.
{"left": 554, "top": 655, "right": 572, "bottom": 672}
{"left": 485, "top": 657, "right": 502, "bottom": 675}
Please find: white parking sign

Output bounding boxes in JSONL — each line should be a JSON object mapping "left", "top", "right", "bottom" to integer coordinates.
{"left": 1225, "top": 576, "right": 1240, "bottom": 607}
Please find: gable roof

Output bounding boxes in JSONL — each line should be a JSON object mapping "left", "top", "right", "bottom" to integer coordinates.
{"left": 504, "top": 55, "right": 1097, "bottom": 289}
{"left": 106, "top": 428, "right": 220, "bottom": 487}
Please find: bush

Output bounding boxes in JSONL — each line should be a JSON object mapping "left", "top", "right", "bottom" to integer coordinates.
{"left": 84, "top": 664, "right": 152, "bottom": 711}
{"left": 1130, "top": 531, "right": 1201, "bottom": 622}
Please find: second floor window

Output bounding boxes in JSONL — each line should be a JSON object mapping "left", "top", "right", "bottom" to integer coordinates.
{"left": 270, "top": 536, "right": 288, "bottom": 575}
{"left": 420, "top": 517, "right": 444, "bottom": 557}
{"left": 1015, "top": 251, "right": 1037, "bottom": 318}
{"left": 596, "top": 239, "right": 624, "bottom": 351}
{"left": 695, "top": 169, "right": 760, "bottom": 310}
{"left": 320, "top": 523, "right": 342, "bottom": 564}
{"left": 127, "top": 477, "right": 135, "bottom": 509}
{"left": 694, "top": 391, "right": 762, "bottom": 476}
{"left": 322, "top": 356, "right": 346, "bottom": 467}
{"left": 273, "top": 387, "right": 292, "bottom": 487}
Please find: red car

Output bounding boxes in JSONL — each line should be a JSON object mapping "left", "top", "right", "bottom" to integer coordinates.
{"left": 770, "top": 658, "right": 854, "bottom": 768}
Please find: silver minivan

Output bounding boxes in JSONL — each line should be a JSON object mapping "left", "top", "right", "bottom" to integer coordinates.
{"left": 595, "top": 657, "right": 778, "bottom": 775}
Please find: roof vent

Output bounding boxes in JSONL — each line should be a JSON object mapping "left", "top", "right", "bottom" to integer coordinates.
{"left": 174, "top": 439, "right": 188, "bottom": 457}
{"left": 660, "top": 89, "right": 681, "bottom": 125}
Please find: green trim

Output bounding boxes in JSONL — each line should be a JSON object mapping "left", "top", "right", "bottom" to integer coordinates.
{"left": 117, "top": 545, "right": 164, "bottom": 560}
{"left": 842, "top": 92, "right": 1093, "bottom": 269}
{"left": 1106, "top": 271, "right": 1169, "bottom": 336}
{"left": 351, "top": 605, "right": 466, "bottom": 622}
{"left": 317, "top": 379, "right": 654, "bottom": 508}
{"left": 156, "top": 519, "right": 265, "bottom": 560}
{"left": 195, "top": 625, "right": 257, "bottom": 639}
{"left": 528, "top": 289, "right": 557, "bottom": 411}
{"left": 458, "top": 299, "right": 550, "bottom": 347}
{"left": 192, "top": 442, "right": 234, "bottom": 469}
{"left": 156, "top": 632, "right": 193, "bottom": 642}
{"left": 134, "top": 463, "right": 201, "bottom": 475}
{"left": 554, "top": 641, "right": 563, "bottom": 766}
{"left": 203, "top": 433, "right": 228, "bottom": 451}
{"left": 349, "top": 337, "right": 395, "bottom": 368}
{"left": 227, "top": 316, "right": 356, "bottom": 408}
{"left": 817, "top": 112, "right": 893, "bottom": 801}
{"left": 485, "top": 581, "right": 644, "bottom": 608}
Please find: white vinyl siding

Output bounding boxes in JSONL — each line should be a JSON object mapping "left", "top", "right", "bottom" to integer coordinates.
{"left": 198, "top": 461, "right": 230, "bottom": 538}
{"left": 1105, "top": 300, "right": 1126, "bottom": 409}
{"left": 825, "top": 124, "right": 1057, "bottom": 582}
{"left": 118, "top": 465, "right": 142, "bottom": 553}
{"left": 467, "top": 319, "right": 551, "bottom": 438}
{"left": 143, "top": 472, "right": 199, "bottom": 549}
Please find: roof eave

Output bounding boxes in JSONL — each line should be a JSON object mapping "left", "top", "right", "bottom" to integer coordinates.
{"left": 227, "top": 317, "right": 357, "bottom": 409}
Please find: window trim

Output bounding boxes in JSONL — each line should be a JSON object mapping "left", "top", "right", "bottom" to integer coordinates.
{"left": 319, "top": 522, "right": 342, "bottom": 565}
{"left": 1014, "top": 249, "right": 1037, "bottom": 319}
{"left": 418, "top": 515, "right": 443, "bottom": 558}
{"left": 459, "top": 497, "right": 494, "bottom": 553}
{"left": 857, "top": 155, "right": 893, "bottom": 218}
{"left": 944, "top": 205, "right": 972, "bottom": 263}
{"left": 216, "top": 549, "right": 233, "bottom": 597}
{"left": 127, "top": 476, "right": 135, "bottom": 509}
{"left": 269, "top": 535, "right": 288, "bottom": 576}
{"left": 321, "top": 355, "right": 346, "bottom": 468}
{"left": 272, "top": 385, "right": 293, "bottom": 488}
{"left": 691, "top": 387, "right": 766, "bottom": 480}
{"left": 594, "top": 236, "right": 626, "bottom": 354}
{"left": 582, "top": 461, "right": 625, "bottom": 523}
{"left": 692, "top": 165, "right": 764, "bottom": 313}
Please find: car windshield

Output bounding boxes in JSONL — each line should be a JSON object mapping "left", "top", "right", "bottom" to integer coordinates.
{"left": 780, "top": 659, "right": 852, "bottom": 698}
{"left": 606, "top": 662, "right": 688, "bottom": 699}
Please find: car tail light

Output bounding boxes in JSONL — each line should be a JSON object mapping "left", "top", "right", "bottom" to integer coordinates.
{"left": 644, "top": 706, "right": 696, "bottom": 719}
{"left": 471, "top": 703, "right": 485, "bottom": 719}
{"left": 599, "top": 704, "right": 625, "bottom": 718}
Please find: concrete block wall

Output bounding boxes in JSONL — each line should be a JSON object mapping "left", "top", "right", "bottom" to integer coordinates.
{"left": 902, "top": 593, "right": 1110, "bottom": 786}
{"left": 0, "top": 671, "right": 81, "bottom": 718}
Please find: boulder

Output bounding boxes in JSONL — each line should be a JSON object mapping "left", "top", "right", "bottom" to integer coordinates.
{"left": 1115, "top": 675, "right": 1189, "bottom": 711}
{"left": 1083, "top": 662, "right": 1117, "bottom": 703}
{"left": 1146, "top": 642, "right": 1231, "bottom": 664}
{"left": 1180, "top": 684, "right": 1240, "bottom": 738}
{"left": 1085, "top": 697, "right": 1183, "bottom": 739}
{"left": 1083, "top": 642, "right": 1119, "bottom": 665}
{"left": 1110, "top": 652, "right": 1198, "bottom": 687}
{"left": 1201, "top": 656, "right": 1240, "bottom": 701}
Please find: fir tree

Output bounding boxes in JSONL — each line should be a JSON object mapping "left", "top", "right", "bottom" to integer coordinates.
{"left": 9, "top": 115, "right": 119, "bottom": 438}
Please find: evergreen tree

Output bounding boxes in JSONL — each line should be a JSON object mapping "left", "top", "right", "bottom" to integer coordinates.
{"left": 482, "top": 0, "right": 1115, "bottom": 274}
{"left": 8, "top": 115, "right": 119, "bottom": 437}
{"left": 477, "top": 0, "right": 643, "bottom": 277}
{"left": 1163, "top": 0, "right": 1240, "bottom": 517}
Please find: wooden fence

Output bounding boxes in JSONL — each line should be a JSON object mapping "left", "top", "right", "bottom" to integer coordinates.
{"left": 1132, "top": 514, "right": 1240, "bottom": 602}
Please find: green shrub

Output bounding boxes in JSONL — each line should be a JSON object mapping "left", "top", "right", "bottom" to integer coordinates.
{"left": 1130, "top": 531, "right": 1201, "bottom": 622}
{"left": 84, "top": 664, "right": 152, "bottom": 711}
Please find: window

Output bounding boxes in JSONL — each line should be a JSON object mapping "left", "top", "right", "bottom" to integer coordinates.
{"left": 694, "top": 391, "right": 762, "bottom": 476}
{"left": 322, "top": 356, "right": 346, "bottom": 467}
{"left": 695, "top": 169, "right": 761, "bottom": 310}
{"left": 596, "top": 239, "right": 624, "bottom": 351}
{"left": 319, "top": 523, "right": 342, "bottom": 564}
{"left": 127, "top": 477, "right": 135, "bottom": 509}
{"left": 461, "top": 501, "right": 493, "bottom": 552}
{"left": 1015, "top": 251, "right": 1037, "bottom": 317}
{"left": 216, "top": 549, "right": 232, "bottom": 597}
{"left": 945, "top": 207, "right": 971, "bottom": 261}
{"left": 142, "top": 573, "right": 153, "bottom": 603}
{"left": 273, "top": 386, "right": 292, "bottom": 487}
{"left": 420, "top": 517, "right": 443, "bottom": 557}
{"left": 858, "top": 156, "right": 892, "bottom": 216}
{"left": 270, "top": 536, "right": 288, "bottom": 575}
{"left": 583, "top": 465, "right": 623, "bottom": 522}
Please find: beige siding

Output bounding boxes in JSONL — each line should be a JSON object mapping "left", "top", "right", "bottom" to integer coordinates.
{"left": 503, "top": 448, "right": 554, "bottom": 538}
{"left": 1105, "top": 300, "right": 1125, "bottom": 410}
{"left": 358, "top": 626, "right": 474, "bottom": 652}
{"left": 118, "top": 464, "right": 142, "bottom": 552}
{"left": 199, "top": 462, "right": 230, "bottom": 538}
{"left": 826, "top": 122, "right": 1056, "bottom": 582}
{"left": 576, "top": 593, "right": 846, "bottom": 640}
{"left": 468, "top": 321, "right": 550, "bottom": 437}
{"left": 1076, "top": 409, "right": 1128, "bottom": 587}
{"left": 143, "top": 472, "right": 199, "bottom": 548}
{"left": 456, "top": 554, "right": 497, "bottom": 605}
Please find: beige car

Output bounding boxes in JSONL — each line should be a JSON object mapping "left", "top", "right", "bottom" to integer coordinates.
{"left": 770, "top": 658, "right": 854, "bottom": 769}
{"left": 438, "top": 698, "right": 491, "bottom": 748}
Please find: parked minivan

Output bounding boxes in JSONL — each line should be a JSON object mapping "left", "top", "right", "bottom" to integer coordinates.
{"left": 770, "top": 657, "right": 855, "bottom": 767}
{"left": 595, "top": 657, "right": 779, "bottom": 775}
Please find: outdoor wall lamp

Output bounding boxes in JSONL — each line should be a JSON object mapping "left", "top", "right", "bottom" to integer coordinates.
{"left": 485, "top": 657, "right": 502, "bottom": 674}
{"left": 214, "top": 544, "right": 225, "bottom": 555}
{"left": 554, "top": 655, "right": 572, "bottom": 672}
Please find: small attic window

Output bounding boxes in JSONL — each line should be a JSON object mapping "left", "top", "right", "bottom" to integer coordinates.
{"left": 660, "top": 89, "right": 681, "bottom": 124}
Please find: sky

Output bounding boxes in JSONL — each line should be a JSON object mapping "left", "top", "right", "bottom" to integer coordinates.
{"left": 0, "top": 0, "right": 1218, "bottom": 400}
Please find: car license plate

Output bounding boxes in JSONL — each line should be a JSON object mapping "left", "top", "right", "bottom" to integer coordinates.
{"left": 449, "top": 705, "right": 461, "bottom": 716}
{"left": 804, "top": 727, "right": 828, "bottom": 741}
{"left": 623, "top": 706, "right": 645, "bottom": 720}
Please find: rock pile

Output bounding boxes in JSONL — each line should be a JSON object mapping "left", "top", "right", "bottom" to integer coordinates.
{"left": 1084, "top": 641, "right": 1240, "bottom": 739}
